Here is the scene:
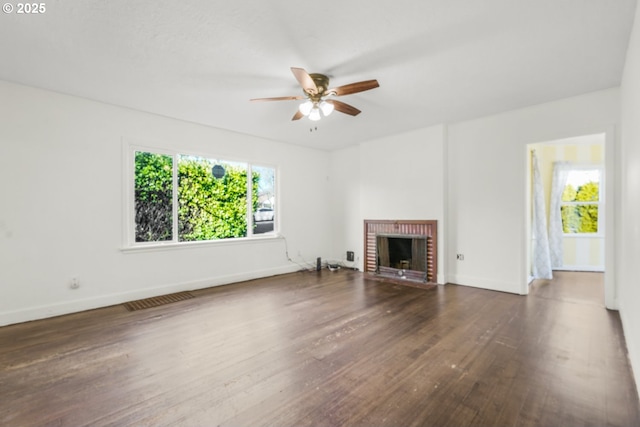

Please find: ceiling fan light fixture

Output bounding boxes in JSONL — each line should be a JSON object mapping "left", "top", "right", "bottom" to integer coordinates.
{"left": 298, "top": 100, "right": 314, "bottom": 116}
{"left": 308, "top": 107, "right": 322, "bottom": 121}
{"left": 319, "top": 100, "right": 334, "bottom": 116}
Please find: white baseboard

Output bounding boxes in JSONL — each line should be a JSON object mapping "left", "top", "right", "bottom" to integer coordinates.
{"left": 554, "top": 266, "right": 605, "bottom": 272}
{"left": 0, "top": 264, "right": 300, "bottom": 327}
{"left": 447, "top": 274, "right": 523, "bottom": 295}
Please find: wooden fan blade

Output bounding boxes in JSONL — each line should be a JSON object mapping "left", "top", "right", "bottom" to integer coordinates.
{"left": 250, "top": 95, "right": 304, "bottom": 102}
{"left": 327, "top": 99, "right": 361, "bottom": 116}
{"left": 291, "top": 110, "right": 304, "bottom": 121}
{"left": 291, "top": 67, "right": 318, "bottom": 95}
{"left": 329, "top": 79, "right": 379, "bottom": 96}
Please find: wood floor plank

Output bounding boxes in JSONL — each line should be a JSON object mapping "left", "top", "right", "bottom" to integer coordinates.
{"left": 1, "top": 270, "right": 638, "bottom": 426}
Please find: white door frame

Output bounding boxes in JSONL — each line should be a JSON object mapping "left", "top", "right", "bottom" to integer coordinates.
{"left": 522, "top": 127, "right": 616, "bottom": 309}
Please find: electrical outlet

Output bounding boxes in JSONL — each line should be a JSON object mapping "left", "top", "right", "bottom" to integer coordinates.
{"left": 347, "top": 251, "right": 354, "bottom": 262}
{"left": 70, "top": 277, "right": 80, "bottom": 289}
{"left": 456, "top": 254, "right": 464, "bottom": 261}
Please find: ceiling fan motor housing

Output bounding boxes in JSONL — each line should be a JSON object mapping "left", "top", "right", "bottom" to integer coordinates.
{"left": 308, "top": 73, "right": 330, "bottom": 99}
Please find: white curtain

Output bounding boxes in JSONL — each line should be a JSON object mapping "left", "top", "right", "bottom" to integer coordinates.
{"left": 549, "top": 162, "right": 571, "bottom": 269}
{"left": 532, "top": 151, "right": 552, "bottom": 279}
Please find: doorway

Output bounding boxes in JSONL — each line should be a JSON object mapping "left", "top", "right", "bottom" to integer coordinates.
{"left": 525, "top": 131, "right": 615, "bottom": 309}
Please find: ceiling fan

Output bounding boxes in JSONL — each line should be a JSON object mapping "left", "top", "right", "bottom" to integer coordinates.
{"left": 250, "top": 67, "right": 379, "bottom": 121}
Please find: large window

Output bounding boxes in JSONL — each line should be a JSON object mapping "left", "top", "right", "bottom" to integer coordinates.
{"left": 132, "top": 149, "right": 276, "bottom": 245}
{"left": 560, "top": 168, "right": 602, "bottom": 234}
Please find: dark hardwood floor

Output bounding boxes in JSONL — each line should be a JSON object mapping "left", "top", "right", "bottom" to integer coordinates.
{"left": 1, "top": 270, "right": 638, "bottom": 426}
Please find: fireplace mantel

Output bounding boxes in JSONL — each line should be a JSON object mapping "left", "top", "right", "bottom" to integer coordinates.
{"left": 364, "top": 220, "right": 437, "bottom": 283}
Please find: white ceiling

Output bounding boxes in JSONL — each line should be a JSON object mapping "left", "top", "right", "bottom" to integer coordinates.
{"left": 1, "top": 0, "right": 636, "bottom": 151}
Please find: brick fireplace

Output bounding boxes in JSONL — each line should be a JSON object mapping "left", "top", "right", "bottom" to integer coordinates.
{"left": 364, "top": 220, "right": 437, "bottom": 283}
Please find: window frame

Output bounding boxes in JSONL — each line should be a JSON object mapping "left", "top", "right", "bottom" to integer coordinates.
{"left": 560, "top": 165, "right": 604, "bottom": 237}
{"left": 123, "top": 143, "right": 279, "bottom": 250}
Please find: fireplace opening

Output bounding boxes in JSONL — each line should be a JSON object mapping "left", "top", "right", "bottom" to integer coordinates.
{"left": 376, "top": 234, "right": 428, "bottom": 281}
{"left": 391, "top": 237, "right": 413, "bottom": 267}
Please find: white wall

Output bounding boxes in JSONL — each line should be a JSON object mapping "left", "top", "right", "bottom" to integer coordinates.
{"left": 329, "top": 144, "right": 362, "bottom": 267}
{"left": 330, "top": 125, "right": 447, "bottom": 283}
{"left": 0, "top": 81, "right": 332, "bottom": 326}
{"left": 447, "top": 88, "right": 619, "bottom": 294}
{"left": 619, "top": 0, "right": 640, "bottom": 396}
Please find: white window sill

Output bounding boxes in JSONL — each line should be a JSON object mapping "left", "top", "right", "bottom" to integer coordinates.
{"left": 561, "top": 233, "right": 605, "bottom": 238}
{"left": 121, "top": 233, "right": 283, "bottom": 254}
